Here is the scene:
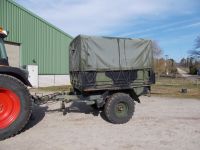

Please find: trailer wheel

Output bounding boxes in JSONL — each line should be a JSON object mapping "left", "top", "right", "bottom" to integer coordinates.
{"left": 104, "top": 93, "right": 135, "bottom": 124}
{"left": 0, "top": 75, "right": 32, "bottom": 140}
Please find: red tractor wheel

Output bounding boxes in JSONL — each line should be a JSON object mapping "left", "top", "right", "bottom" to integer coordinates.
{"left": 0, "top": 75, "right": 32, "bottom": 140}
{"left": 0, "top": 88, "right": 21, "bottom": 129}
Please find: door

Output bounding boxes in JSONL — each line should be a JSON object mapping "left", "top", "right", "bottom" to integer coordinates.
{"left": 5, "top": 41, "right": 20, "bottom": 67}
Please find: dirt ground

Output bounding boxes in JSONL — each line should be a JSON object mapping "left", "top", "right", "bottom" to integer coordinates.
{"left": 1, "top": 96, "right": 200, "bottom": 150}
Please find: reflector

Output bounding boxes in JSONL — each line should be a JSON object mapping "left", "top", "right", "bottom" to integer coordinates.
{"left": 0, "top": 27, "right": 8, "bottom": 37}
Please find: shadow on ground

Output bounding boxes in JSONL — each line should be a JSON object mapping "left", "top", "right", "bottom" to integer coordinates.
{"left": 22, "top": 100, "right": 107, "bottom": 134}
{"left": 46, "top": 101, "right": 107, "bottom": 121}
{"left": 22, "top": 104, "right": 47, "bottom": 132}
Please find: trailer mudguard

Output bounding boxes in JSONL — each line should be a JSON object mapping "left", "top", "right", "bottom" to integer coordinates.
{"left": 0, "top": 66, "right": 32, "bottom": 87}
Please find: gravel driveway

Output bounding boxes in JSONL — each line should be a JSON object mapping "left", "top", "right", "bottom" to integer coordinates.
{"left": 1, "top": 96, "right": 200, "bottom": 150}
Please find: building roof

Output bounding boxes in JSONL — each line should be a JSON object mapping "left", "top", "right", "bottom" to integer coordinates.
{"left": 8, "top": 0, "right": 73, "bottom": 39}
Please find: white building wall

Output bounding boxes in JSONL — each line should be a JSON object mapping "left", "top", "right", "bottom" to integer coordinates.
{"left": 27, "top": 65, "right": 71, "bottom": 87}
{"left": 27, "top": 65, "right": 39, "bottom": 88}
{"left": 38, "top": 75, "right": 71, "bottom": 87}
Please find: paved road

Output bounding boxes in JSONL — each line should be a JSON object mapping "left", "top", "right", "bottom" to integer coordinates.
{"left": 1, "top": 97, "right": 200, "bottom": 150}
{"left": 177, "top": 67, "right": 199, "bottom": 81}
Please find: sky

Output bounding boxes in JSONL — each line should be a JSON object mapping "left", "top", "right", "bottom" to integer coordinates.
{"left": 15, "top": 0, "right": 200, "bottom": 62}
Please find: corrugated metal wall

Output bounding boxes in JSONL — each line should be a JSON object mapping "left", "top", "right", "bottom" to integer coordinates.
{"left": 0, "top": 0, "right": 72, "bottom": 74}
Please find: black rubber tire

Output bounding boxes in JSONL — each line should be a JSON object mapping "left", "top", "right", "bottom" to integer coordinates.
{"left": 0, "top": 75, "right": 32, "bottom": 140}
{"left": 104, "top": 93, "right": 135, "bottom": 124}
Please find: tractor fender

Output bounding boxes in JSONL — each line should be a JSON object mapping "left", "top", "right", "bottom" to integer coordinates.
{"left": 0, "top": 66, "right": 32, "bottom": 87}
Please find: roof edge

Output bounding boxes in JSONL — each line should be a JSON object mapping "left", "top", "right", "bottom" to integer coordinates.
{"left": 8, "top": 0, "right": 73, "bottom": 39}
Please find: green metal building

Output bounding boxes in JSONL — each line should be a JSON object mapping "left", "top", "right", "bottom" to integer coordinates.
{"left": 0, "top": 0, "right": 72, "bottom": 76}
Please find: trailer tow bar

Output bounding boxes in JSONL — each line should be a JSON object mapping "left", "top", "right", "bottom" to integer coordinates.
{"left": 32, "top": 92, "right": 98, "bottom": 115}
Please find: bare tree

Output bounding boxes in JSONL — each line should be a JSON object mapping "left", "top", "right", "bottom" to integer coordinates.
{"left": 195, "top": 36, "right": 200, "bottom": 49}
{"left": 188, "top": 36, "right": 200, "bottom": 74}
{"left": 152, "top": 41, "right": 162, "bottom": 58}
{"left": 189, "top": 36, "right": 200, "bottom": 57}
{"left": 180, "top": 58, "right": 187, "bottom": 67}
{"left": 152, "top": 41, "right": 165, "bottom": 77}
{"left": 190, "top": 50, "right": 200, "bottom": 57}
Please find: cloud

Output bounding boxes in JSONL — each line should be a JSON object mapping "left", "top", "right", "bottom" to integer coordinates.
{"left": 164, "top": 21, "right": 200, "bottom": 32}
{"left": 121, "top": 19, "right": 200, "bottom": 36}
{"left": 16, "top": 0, "right": 200, "bottom": 36}
{"left": 123, "top": 19, "right": 200, "bottom": 37}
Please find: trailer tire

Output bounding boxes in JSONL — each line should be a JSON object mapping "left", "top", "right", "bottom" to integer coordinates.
{"left": 104, "top": 93, "right": 134, "bottom": 124}
{"left": 0, "top": 75, "right": 32, "bottom": 140}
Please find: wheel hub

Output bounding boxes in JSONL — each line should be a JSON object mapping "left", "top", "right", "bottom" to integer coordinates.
{"left": 115, "top": 102, "right": 128, "bottom": 118}
{"left": 117, "top": 104, "right": 124, "bottom": 111}
{"left": 0, "top": 88, "right": 21, "bottom": 129}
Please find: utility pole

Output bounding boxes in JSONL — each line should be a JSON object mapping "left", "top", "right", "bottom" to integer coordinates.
{"left": 165, "top": 55, "right": 169, "bottom": 75}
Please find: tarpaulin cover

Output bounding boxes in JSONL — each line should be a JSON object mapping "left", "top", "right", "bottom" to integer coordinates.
{"left": 69, "top": 35, "right": 154, "bottom": 71}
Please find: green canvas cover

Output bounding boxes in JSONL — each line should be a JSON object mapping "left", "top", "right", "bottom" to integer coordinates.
{"left": 69, "top": 35, "right": 154, "bottom": 71}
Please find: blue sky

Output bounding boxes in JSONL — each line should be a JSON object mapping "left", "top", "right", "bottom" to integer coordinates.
{"left": 15, "top": 0, "right": 200, "bottom": 62}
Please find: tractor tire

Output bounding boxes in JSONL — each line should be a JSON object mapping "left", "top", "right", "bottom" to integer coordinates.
{"left": 104, "top": 93, "right": 135, "bottom": 124}
{"left": 0, "top": 75, "right": 32, "bottom": 140}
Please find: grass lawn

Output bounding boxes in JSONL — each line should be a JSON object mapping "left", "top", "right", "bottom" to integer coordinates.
{"left": 31, "top": 77, "right": 200, "bottom": 99}
{"left": 152, "top": 77, "right": 200, "bottom": 99}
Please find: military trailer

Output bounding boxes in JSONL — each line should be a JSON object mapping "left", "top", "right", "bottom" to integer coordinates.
{"left": 69, "top": 35, "right": 155, "bottom": 124}
{"left": 0, "top": 32, "right": 155, "bottom": 140}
